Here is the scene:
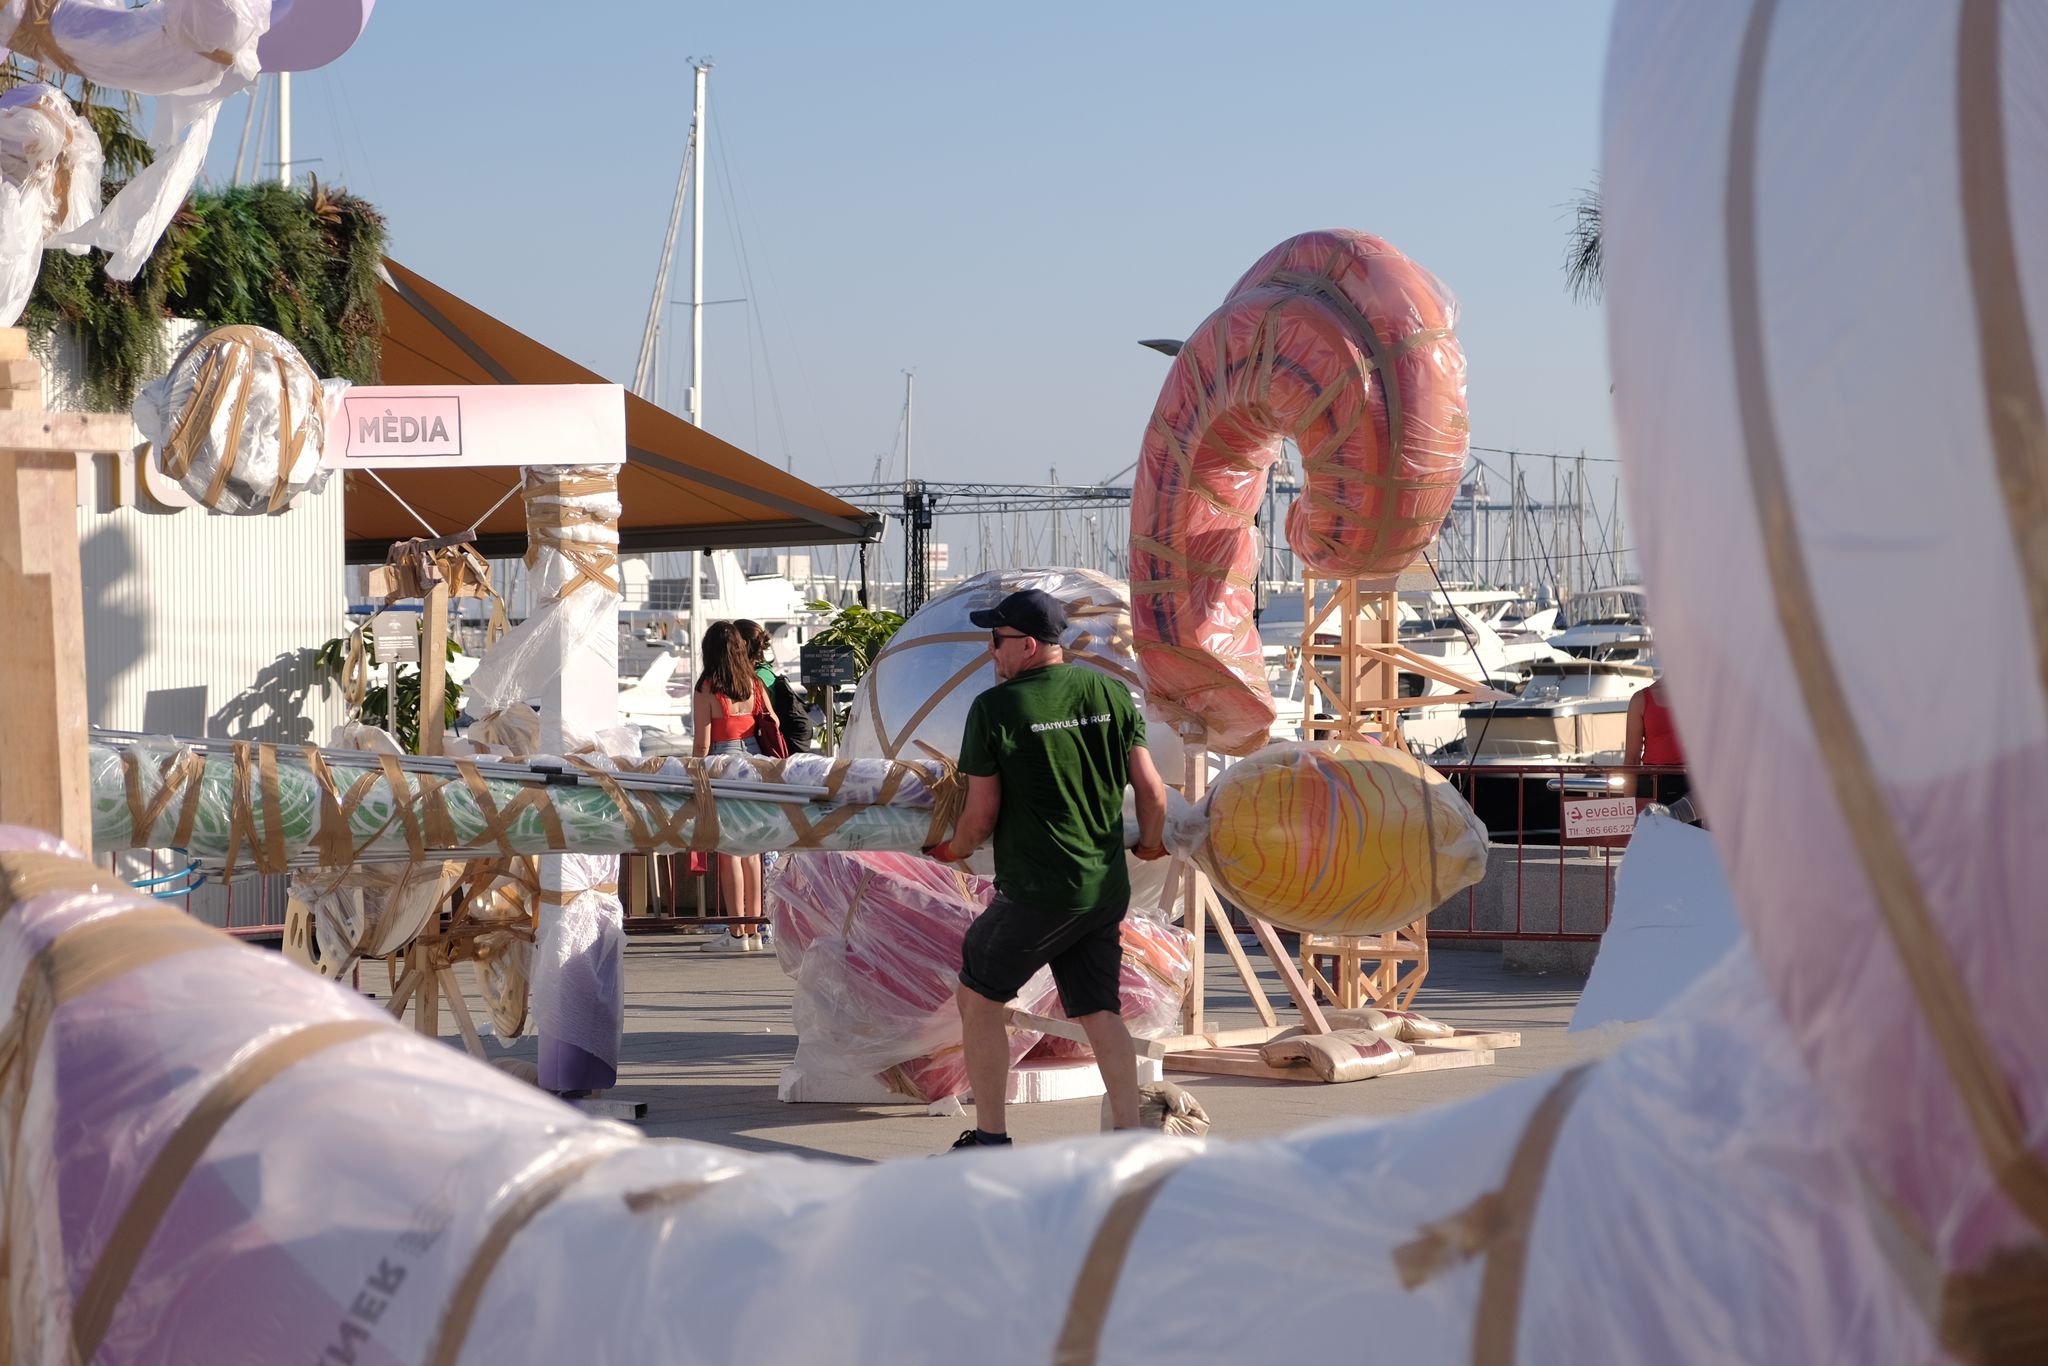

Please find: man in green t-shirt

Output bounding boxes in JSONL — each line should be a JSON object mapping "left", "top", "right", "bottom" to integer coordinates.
{"left": 922, "top": 588, "right": 1169, "bottom": 1150}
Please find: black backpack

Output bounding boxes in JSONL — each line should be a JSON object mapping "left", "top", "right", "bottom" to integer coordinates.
{"left": 768, "top": 673, "right": 813, "bottom": 751}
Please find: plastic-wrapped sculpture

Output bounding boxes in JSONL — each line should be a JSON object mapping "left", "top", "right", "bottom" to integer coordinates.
{"left": 1130, "top": 229, "right": 1469, "bottom": 755}
{"left": 772, "top": 850, "right": 1193, "bottom": 1097}
{"left": 1177, "top": 739, "right": 1486, "bottom": 936}
{"left": 772, "top": 850, "right": 1058, "bottom": 1101}
{"left": 0, "top": 83, "right": 97, "bottom": 325}
{"left": 131, "top": 323, "right": 344, "bottom": 513}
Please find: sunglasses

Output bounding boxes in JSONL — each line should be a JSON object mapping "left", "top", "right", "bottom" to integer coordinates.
{"left": 989, "top": 630, "right": 1031, "bottom": 648}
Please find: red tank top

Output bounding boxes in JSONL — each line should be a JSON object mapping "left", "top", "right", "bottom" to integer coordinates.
{"left": 697, "top": 679, "right": 761, "bottom": 742}
{"left": 1640, "top": 686, "right": 1685, "bottom": 766}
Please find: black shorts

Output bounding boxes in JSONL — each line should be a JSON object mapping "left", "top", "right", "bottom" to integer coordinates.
{"left": 959, "top": 892, "right": 1128, "bottom": 1019}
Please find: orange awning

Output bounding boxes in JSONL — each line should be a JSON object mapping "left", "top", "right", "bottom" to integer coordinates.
{"left": 345, "top": 259, "right": 882, "bottom": 562}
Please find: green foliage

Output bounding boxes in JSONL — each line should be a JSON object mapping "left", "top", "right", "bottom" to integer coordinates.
{"left": 805, "top": 600, "right": 905, "bottom": 677}
{"left": 313, "top": 628, "right": 465, "bottom": 756}
{"left": 804, "top": 600, "right": 906, "bottom": 750}
{"left": 22, "top": 180, "right": 388, "bottom": 408}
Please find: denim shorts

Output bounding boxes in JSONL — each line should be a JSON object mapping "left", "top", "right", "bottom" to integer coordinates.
{"left": 707, "top": 738, "right": 761, "bottom": 757}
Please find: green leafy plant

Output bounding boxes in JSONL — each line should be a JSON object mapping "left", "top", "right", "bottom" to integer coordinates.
{"left": 803, "top": 600, "right": 906, "bottom": 750}
{"left": 23, "top": 179, "right": 388, "bottom": 408}
{"left": 313, "top": 628, "right": 464, "bottom": 755}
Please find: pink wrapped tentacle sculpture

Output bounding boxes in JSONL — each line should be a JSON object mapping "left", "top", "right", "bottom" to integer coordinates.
{"left": 1130, "top": 229, "right": 1469, "bottom": 755}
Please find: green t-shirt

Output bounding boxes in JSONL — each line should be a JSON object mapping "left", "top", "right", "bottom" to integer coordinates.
{"left": 957, "top": 663, "right": 1145, "bottom": 912}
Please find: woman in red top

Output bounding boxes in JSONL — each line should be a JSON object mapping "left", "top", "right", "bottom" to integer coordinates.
{"left": 694, "top": 621, "right": 768, "bottom": 951}
{"left": 1622, "top": 679, "right": 1692, "bottom": 814}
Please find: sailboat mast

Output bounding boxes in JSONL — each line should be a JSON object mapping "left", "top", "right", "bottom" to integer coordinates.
{"left": 688, "top": 61, "right": 711, "bottom": 430}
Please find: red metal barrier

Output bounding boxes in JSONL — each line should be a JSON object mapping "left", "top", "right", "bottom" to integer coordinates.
{"left": 1425, "top": 762, "right": 1690, "bottom": 943}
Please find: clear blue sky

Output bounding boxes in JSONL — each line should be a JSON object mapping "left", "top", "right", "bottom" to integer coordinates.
{"left": 202, "top": 1, "right": 1617, "bottom": 498}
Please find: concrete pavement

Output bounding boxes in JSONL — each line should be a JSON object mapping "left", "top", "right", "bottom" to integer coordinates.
{"left": 434, "top": 935, "right": 1590, "bottom": 1162}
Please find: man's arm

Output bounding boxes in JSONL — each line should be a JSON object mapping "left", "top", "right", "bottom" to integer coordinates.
{"left": 927, "top": 773, "right": 1000, "bottom": 862}
{"left": 1128, "top": 744, "right": 1168, "bottom": 857}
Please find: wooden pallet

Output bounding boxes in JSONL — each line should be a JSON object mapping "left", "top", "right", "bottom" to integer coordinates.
{"left": 1162, "top": 1029, "right": 1521, "bottom": 1083}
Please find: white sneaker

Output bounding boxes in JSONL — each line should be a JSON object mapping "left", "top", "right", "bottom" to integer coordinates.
{"left": 705, "top": 931, "right": 751, "bottom": 954}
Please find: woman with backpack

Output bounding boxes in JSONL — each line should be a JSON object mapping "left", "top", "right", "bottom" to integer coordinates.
{"left": 735, "top": 619, "right": 812, "bottom": 754}
{"left": 693, "top": 620, "right": 769, "bottom": 952}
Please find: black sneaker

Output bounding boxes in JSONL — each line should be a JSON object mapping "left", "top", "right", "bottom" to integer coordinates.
{"left": 949, "top": 1128, "right": 1013, "bottom": 1151}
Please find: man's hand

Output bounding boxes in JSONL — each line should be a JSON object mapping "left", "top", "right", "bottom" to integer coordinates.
{"left": 1131, "top": 842, "right": 1169, "bottom": 861}
{"left": 923, "top": 840, "right": 961, "bottom": 863}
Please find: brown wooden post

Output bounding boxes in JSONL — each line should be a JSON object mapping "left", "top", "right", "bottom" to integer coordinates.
{"left": 0, "top": 332, "right": 133, "bottom": 850}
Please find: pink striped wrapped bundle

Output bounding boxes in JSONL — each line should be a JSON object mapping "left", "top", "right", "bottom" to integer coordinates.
{"left": 1130, "top": 229, "right": 1469, "bottom": 754}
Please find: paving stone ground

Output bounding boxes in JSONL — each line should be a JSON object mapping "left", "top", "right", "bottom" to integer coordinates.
{"left": 422, "top": 934, "right": 1590, "bottom": 1163}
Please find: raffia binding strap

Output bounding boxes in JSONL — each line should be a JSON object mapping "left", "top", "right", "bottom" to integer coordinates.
{"left": 620, "top": 1178, "right": 717, "bottom": 1215}
{"left": 684, "top": 759, "right": 720, "bottom": 851}
{"left": 0, "top": 851, "right": 109, "bottom": 911}
{"left": 910, "top": 743, "right": 969, "bottom": 848}
{"left": 421, "top": 1142, "right": 632, "bottom": 1366}
{"left": 537, "top": 882, "right": 618, "bottom": 907}
{"left": 1051, "top": 1151, "right": 1200, "bottom": 1366}
{"left": 8, "top": 0, "right": 78, "bottom": 74}
{"left": 157, "top": 326, "right": 318, "bottom": 511}
{"left": 113, "top": 744, "right": 208, "bottom": 852}
{"left": 69, "top": 1019, "right": 384, "bottom": 1363}
{"left": 1938, "top": 1245, "right": 2048, "bottom": 1365}
{"left": 521, "top": 471, "right": 621, "bottom": 602}
{"left": 1392, "top": 1064, "right": 1592, "bottom": 1366}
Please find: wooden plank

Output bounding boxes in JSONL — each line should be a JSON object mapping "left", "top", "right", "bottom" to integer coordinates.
{"left": 1423, "top": 1030, "right": 1521, "bottom": 1052}
{"left": 1005, "top": 1009, "right": 1167, "bottom": 1060}
{"left": 1164, "top": 1044, "right": 1498, "bottom": 1081}
{"left": 1246, "top": 915, "right": 1331, "bottom": 1034}
{"left": 418, "top": 580, "right": 450, "bottom": 754}
{"left": 1199, "top": 882, "right": 1277, "bottom": 1026}
{"left": 440, "top": 967, "right": 487, "bottom": 1058}
{"left": 1162, "top": 1049, "right": 1310, "bottom": 1081}
{"left": 1154, "top": 1024, "right": 1294, "bottom": 1054}
{"left": 0, "top": 346, "right": 94, "bottom": 851}
{"left": 0, "top": 409, "right": 133, "bottom": 453}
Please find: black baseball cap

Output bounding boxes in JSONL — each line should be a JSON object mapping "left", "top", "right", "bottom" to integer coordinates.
{"left": 969, "top": 588, "right": 1067, "bottom": 643}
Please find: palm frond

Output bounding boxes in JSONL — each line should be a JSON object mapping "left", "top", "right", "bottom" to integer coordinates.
{"left": 1563, "top": 178, "right": 1602, "bottom": 304}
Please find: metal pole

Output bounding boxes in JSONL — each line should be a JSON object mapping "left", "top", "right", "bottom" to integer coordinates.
{"left": 232, "top": 78, "right": 259, "bottom": 185}
{"left": 277, "top": 72, "right": 292, "bottom": 185}
{"left": 688, "top": 62, "right": 710, "bottom": 429}
{"left": 903, "top": 371, "right": 913, "bottom": 484}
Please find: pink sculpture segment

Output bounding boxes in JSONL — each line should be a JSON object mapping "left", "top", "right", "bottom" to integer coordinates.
{"left": 258, "top": 0, "right": 376, "bottom": 71}
{"left": 1129, "top": 229, "right": 1469, "bottom": 754}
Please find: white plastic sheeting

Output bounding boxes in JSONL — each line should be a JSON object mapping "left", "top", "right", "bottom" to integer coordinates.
{"left": 460, "top": 465, "right": 627, "bottom": 1082}
{"left": 1606, "top": 0, "right": 2048, "bottom": 1282}
{"left": 4, "top": 0, "right": 271, "bottom": 283}
{"left": 0, "top": 826, "right": 1933, "bottom": 1366}
{"left": 0, "top": 83, "right": 97, "bottom": 326}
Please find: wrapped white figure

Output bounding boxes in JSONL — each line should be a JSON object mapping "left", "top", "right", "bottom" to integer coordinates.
{"left": 0, "top": 83, "right": 98, "bottom": 326}
{"left": 132, "top": 323, "right": 344, "bottom": 513}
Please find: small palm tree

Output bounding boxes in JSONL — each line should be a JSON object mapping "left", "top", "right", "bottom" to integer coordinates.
{"left": 1564, "top": 178, "right": 1602, "bottom": 304}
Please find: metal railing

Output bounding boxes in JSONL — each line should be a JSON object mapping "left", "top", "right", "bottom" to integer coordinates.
{"left": 1424, "top": 762, "right": 1690, "bottom": 942}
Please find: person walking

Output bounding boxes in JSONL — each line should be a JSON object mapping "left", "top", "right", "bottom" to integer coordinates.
{"left": 693, "top": 621, "right": 768, "bottom": 952}
{"left": 923, "top": 589, "right": 1170, "bottom": 1150}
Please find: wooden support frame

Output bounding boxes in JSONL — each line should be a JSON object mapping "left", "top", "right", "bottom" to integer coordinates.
{"left": 1148, "top": 728, "right": 1332, "bottom": 1072}
{"left": 1299, "top": 576, "right": 1512, "bottom": 746}
{"left": 0, "top": 331, "right": 145, "bottom": 850}
{"left": 1300, "top": 920, "right": 1431, "bottom": 1010}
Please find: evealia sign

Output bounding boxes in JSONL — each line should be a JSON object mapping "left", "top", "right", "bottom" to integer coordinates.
{"left": 325, "top": 384, "right": 624, "bottom": 468}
